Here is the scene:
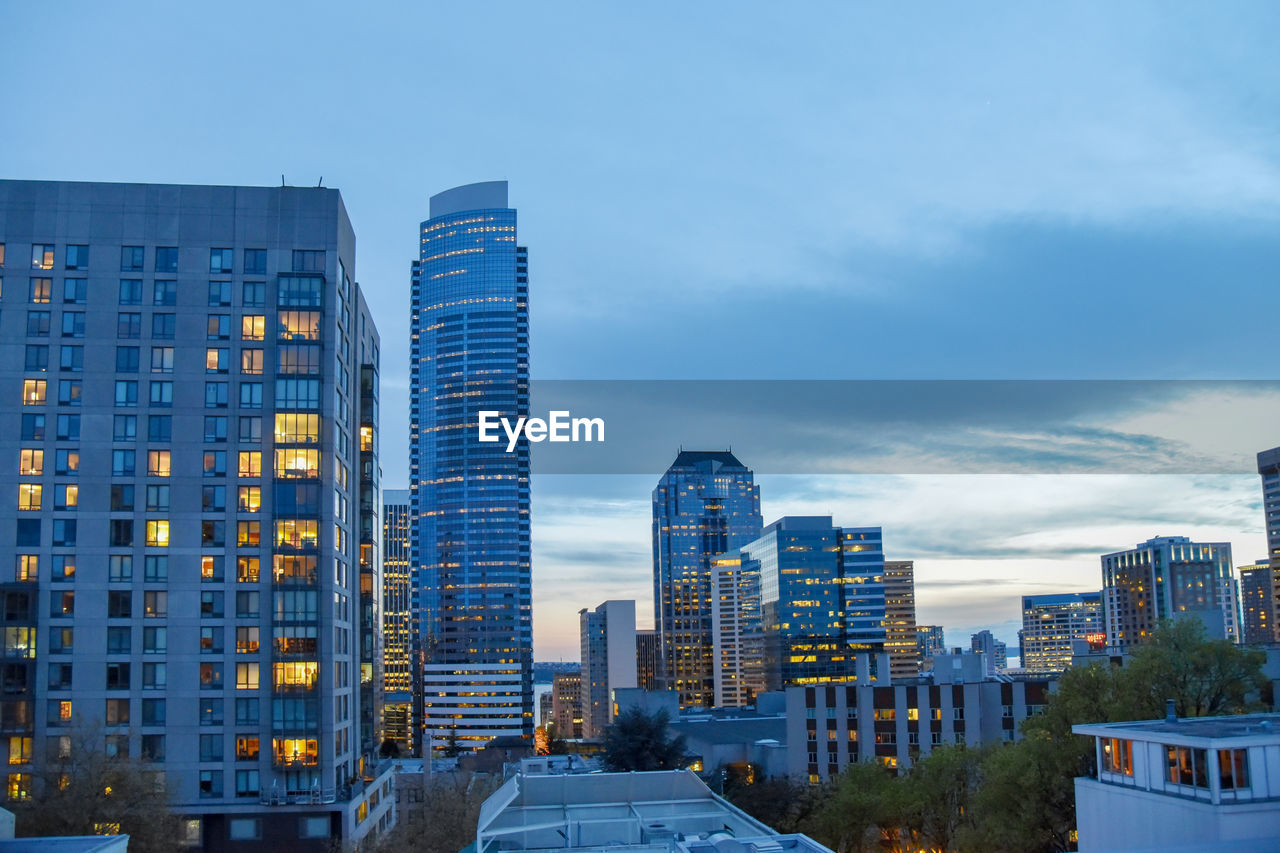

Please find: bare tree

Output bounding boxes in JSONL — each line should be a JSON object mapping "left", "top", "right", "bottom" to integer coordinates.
{"left": 366, "top": 771, "right": 502, "bottom": 853}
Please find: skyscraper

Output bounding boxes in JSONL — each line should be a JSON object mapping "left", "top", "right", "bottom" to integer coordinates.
{"left": 883, "top": 560, "right": 919, "bottom": 680}
{"left": 969, "top": 630, "right": 1008, "bottom": 675}
{"left": 0, "top": 180, "right": 392, "bottom": 849}
{"left": 410, "top": 182, "right": 532, "bottom": 755}
{"left": 1102, "top": 536, "right": 1238, "bottom": 650}
{"left": 1237, "top": 561, "right": 1277, "bottom": 645}
{"left": 381, "top": 489, "right": 413, "bottom": 752}
{"left": 1258, "top": 447, "right": 1280, "bottom": 566}
{"left": 1020, "top": 591, "right": 1104, "bottom": 673}
{"left": 635, "top": 629, "right": 660, "bottom": 691}
{"left": 916, "top": 625, "right": 946, "bottom": 667}
{"left": 710, "top": 554, "right": 765, "bottom": 707}
{"left": 652, "top": 451, "right": 762, "bottom": 709}
{"left": 579, "top": 600, "right": 638, "bottom": 739}
{"left": 738, "top": 516, "right": 887, "bottom": 690}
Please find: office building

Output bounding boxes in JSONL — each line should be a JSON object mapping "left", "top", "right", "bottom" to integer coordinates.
{"left": 970, "top": 630, "right": 1007, "bottom": 675}
{"left": 916, "top": 625, "right": 945, "bottom": 668}
{"left": 1020, "top": 591, "right": 1104, "bottom": 674}
{"left": 550, "top": 673, "right": 583, "bottom": 740}
{"left": 1239, "top": 561, "right": 1277, "bottom": 645}
{"left": 1259, "top": 448, "right": 1280, "bottom": 566}
{"left": 737, "top": 517, "right": 886, "bottom": 690}
{"left": 883, "top": 560, "right": 919, "bottom": 680}
{"left": 1102, "top": 536, "right": 1238, "bottom": 649}
{"left": 409, "top": 182, "right": 532, "bottom": 755}
{"left": 635, "top": 629, "right": 660, "bottom": 691}
{"left": 578, "top": 600, "right": 638, "bottom": 739}
{"left": 1073, "top": 713, "right": 1280, "bottom": 852}
{"left": 787, "top": 670, "right": 1053, "bottom": 783}
{"left": 0, "top": 180, "right": 393, "bottom": 849}
{"left": 381, "top": 490, "right": 413, "bottom": 752}
{"left": 710, "top": 554, "right": 765, "bottom": 707}
{"left": 652, "top": 451, "right": 762, "bottom": 709}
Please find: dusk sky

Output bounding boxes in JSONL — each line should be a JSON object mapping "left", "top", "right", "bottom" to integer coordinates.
{"left": 6, "top": 2, "right": 1278, "bottom": 659}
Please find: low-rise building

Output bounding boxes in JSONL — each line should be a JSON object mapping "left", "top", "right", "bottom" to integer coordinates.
{"left": 1073, "top": 712, "right": 1280, "bottom": 852}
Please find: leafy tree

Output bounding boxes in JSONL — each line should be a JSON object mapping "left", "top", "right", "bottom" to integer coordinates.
{"left": 900, "top": 745, "right": 984, "bottom": 852}
{"left": 368, "top": 772, "right": 500, "bottom": 853}
{"left": 442, "top": 730, "right": 464, "bottom": 758}
{"left": 1120, "top": 618, "right": 1267, "bottom": 718}
{"left": 10, "top": 723, "right": 182, "bottom": 853}
{"left": 379, "top": 738, "right": 402, "bottom": 759}
{"left": 725, "top": 776, "right": 823, "bottom": 833}
{"left": 600, "top": 707, "right": 687, "bottom": 771}
{"left": 803, "top": 761, "right": 901, "bottom": 853}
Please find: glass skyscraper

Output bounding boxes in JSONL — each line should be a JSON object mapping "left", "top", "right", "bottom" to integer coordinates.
{"left": 1020, "top": 591, "right": 1103, "bottom": 674}
{"left": 652, "top": 451, "right": 761, "bottom": 709}
{"left": 409, "top": 181, "right": 532, "bottom": 755}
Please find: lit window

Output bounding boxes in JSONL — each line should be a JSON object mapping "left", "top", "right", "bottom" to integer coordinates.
{"left": 272, "top": 737, "right": 318, "bottom": 767}
{"left": 145, "top": 520, "right": 170, "bottom": 548}
{"left": 277, "top": 310, "right": 322, "bottom": 341}
{"left": 241, "top": 316, "right": 265, "bottom": 341}
{"left": 237, "top": 557, "right": 261, "bottom": 583}
{"left": 29, "top": 277, "right": 52, "bottom": 303}
{"left": 235, "top": 663, "right": 260, "bottom": 690}
{"left": 237, "top": 521, "right": 260, "bottom": 548}
{"left": 238, "top": 452, "right": 262, "bottom": 478}
{"left": 18, "top": 449, "right": 43, "bottom": 476}
{"left": 237, "top": 486, "right": 261, "bottom": 512}
{"left": 272, "top": 661, "right": 319, "bottom": 691}
{"left": 241, "top": 349, "right": 264, "bottom": 375}
{"left": 274, "top": 449, "right": 320, "bottom": 479}
{"left": 22, "top": 380, "right": 46, "bottom": 405}
{"left": 275, "top": 520, "right": 319, "bottom": 550}
{"left": 31, "top": 245, "right": 54, "bottom": 270}
{"left": 274, "top": 413, "right": 320, "bottom": 445}
{"left": 147, "top": 450, "right": 171, "bottom": 477}
{"left": 17, "top": 484, "right": 41, "bottom": 511}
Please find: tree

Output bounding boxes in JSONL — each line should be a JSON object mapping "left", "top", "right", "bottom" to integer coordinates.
{"left": 368, "top": 771, "right": 501, "bottom": 853}
{"left": 899, "top": 745, "right": 984, "bottom": 852}
{"left": 442, "top": 730, "right": 464, "bottom": 758}
{"left": 379, "top": 738, "right": 402, "bottom": 759}
{"left": 1120, "top": 618, "right": 1267, "bottom": 718}
{"left": 802, "top": 762, "right": 901, "bottom": 853}
{"left": 725, "top": 776, "right": 823, "bottom": 833}
{"left": 600, "top": 707, "right": 687, "bottom": 771}
{"left": 10, "top": 723, "right": 182, "bottom": 853}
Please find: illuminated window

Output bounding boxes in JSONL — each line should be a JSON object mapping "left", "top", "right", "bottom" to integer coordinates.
{"left": 206, "top": 347, "right": 229, "bottom": 373}
{"left": 147, "top": 450, "right": 171, "bottom": 477}
{"left": 15, "top": 555, "right": 37, "bottom": 582}
{"left": 22, "top": 380, "right": 46, "bottom": 405}
{"left": 241, "top": 349, "right": 264, "bottom": 375}
{"left": 237, "top": 521, "right": 260, "bottom": 548}
{"left": 237, "top": 452, "right": 262, "bottom": 478}
{"left": 274, "top": 413, "right": 320, "bottom": 445}
{"left": 277, "top": 310, "right": 322, "bottom": 341}
{"left": 274, "top": 449, "right": 320, "bottom": 479}
{"left": 272, "top": 661, "right": 318, "bottom": 691}
{"left": 235, "top": 663, "right": 260, "bottom": 690}
{"left": 275, "top": 520, "right": 319, "bottom": 550}
{"left": 29, "top": 277, "right": 52, "bottom": 303}
{"left": 273, "top": 555, "right": 316, "bottom": 584}
{"left": 18, "top": 449, "right": 42, "bottom": 476}
{"left": 7, "top": 774, "right": 31, "bottom": 802}
{"left": 17, "top": 484, "right": 41, "bottom": 511}
{"left": 236, "top": 627, "right": 260, "bottom": 654}
{"left": 145, "top": 520, "right": 170, "bottom": 548}
{"left": 236, "top": 736, "right": 260, "bottom": 760}
{"left": 238, "top": 486, "right": 261, "bottom": 512}
{"left": 272, "top": 737, "right": 318, "bottom": 767}
{"left": 237, "top": 557, "right": 261, "bottom": 583}
{"left": 7, "top": 738, "right": 31, "bottom": 766}
{"left": 359, "top": 426, "right": 373, "bottom": 452}
{"left": 241, "top": 315, "right": 266, "bottom": 341}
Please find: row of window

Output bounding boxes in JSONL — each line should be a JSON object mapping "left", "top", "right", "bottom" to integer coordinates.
{"left": 20, "top": 310, "right": 323, "bottom": 341}
{"left": 11, "top": 244, "right": 322, "bottom": 276}
{"left": 14, "top": 518, "right": 322, "bottom": 552}
{"left": 13, "top": 277, "right": 326, "bottom": 309}
{"left": 21, "top": 377, "right": 323, "bottom": 409}
{"left": 16, "top": 553, "right": 318, "bottom": 585}
{"left": 18, "top": 413, "right": 320, "bottom": 445}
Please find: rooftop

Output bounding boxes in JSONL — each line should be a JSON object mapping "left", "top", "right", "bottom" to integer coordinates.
{"left": 1074, "top": 713, "right": 1280, "bottom": 745}
{"left": 670, "top": 450, "right": 747, "bottom": 471}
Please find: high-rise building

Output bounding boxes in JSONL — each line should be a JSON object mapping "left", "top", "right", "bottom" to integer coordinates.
{"left": 652, "top": 451, "right": 762, "bottom": 709}
{"left": 381, "top": 489, "right": 413, "bottom": 752}
{"left": 1102, "top": 536, "right": 1238, "bottom": 649}
{"left": 916, "top": 625, "right": 946, "bottom": 668}
{"left": 579, "top": 600, "right": 638, "bottom": 739}
{"left": 883, "top": 560, "right": 919, "bottom": 680}
{"left": 969, "top": 630, "right": 1007, "bottom": 675}
{"left": 1020, "top": 591, "right": 1104, "bottom": 674}
{"left": 1238, "top": 561, "right": 1277, "bottom": 645}
{"left": 1259, "top": 448, "right": 1280, "bottom": 565}
{"left": 409, "top": 182, "right": 532, "bottom": 755}
{"left": 0, "top": 180, "right": 393, "bottom": 849}
{"left": 737, "top": 517, "right": 886, "bottom": 691}
{"left": 550, "top": 672, "right": 583, "bottom": 740}
{"left": 710, "top": 554, "right": 765, "bottom": 707}
{"left": 636, "top": 629, "right": 660, "bottom": 691}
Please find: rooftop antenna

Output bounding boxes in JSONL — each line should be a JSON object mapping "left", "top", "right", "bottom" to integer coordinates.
{"left": 317, "top": 176, "right": 323, "bottom": 187}
{"left": 281, "top": 174, "right": 286, "bottom": 187}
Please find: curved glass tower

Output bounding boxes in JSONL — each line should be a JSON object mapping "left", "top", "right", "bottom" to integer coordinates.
{"left": 409, "top": 182, "right": 532, "bottom": 755}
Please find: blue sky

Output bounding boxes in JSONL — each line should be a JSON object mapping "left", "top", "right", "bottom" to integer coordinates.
{"left": 5, "top": 2, "right": 1278, "bottom": 658}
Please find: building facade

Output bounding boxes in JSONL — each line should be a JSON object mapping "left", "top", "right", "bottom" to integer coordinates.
{"left": 381, "top": 490, "right": 413, "bottom": 752}
{"left": 550, "top": 673, "right": 583, "bottom": 740}
{"left": 883, "top": 560, "right": 918, "bottom": 680}
{"left": 652, "top": 451, "right": 762, "bottom": 709}
{"left": 1239, "top": 561, "right": 1277, "bottom": 645}
{"left": 0, "top": 180, "right": 393, "bottom": 850}
{"left": 738, "top": 517, "right": 886, "bottom": 691}
{"left": 969, "top": 630, "right": 1007, "bottom": 675}
{"left": 1020, "top": 591, "right": 1104, "bottom": 674}
{"left": 710, "top": 555, "right": 766, "bottom": 708}
{"left": 1259, "top": 447, "right": 1280, "bottom": 566}
{"left": 635, "top": 629, "right": 660, "bottom": 691}
{"left": 916, "top": 625, "right": 945, "bottom": 669}
{"left": 1102, "top": 536, "right": 1239, "bottom": 650}
{"left": 409, "top": 182, "right": 533, "bottom": 755}
{"left": 578, "top": 600, "right": 638, "bottom": 739}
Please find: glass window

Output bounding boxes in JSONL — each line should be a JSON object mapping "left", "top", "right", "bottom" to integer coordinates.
{"left": 238, "top": 452, "right": 262, "bottom": 478}
{"left": 149, "top": 381, "right": 174, "bottom": 407}
{"left": 114, "top": 380, "right": 138, "bottom": 407}
{"left": 208, "top": 315, "right": 231, "bottom": 340}
{"left": 241, "top": 349, "right": 264, "bottom": 375}
{"left": 274, "top": 379, "right": 320, "bottom": 410}
{"left": 119, "top": 279, "right": 142, "bottom": 304}
{"left": 150, "top": 347, "right": 174, "bottom": 373}
{"left": 116, "top": 346, "right": 140, "bottom": 372}
{"left": 31, "top": 245, "right": 55, "bottom": 271}
{"left": 277, "top": 311, "right": 321, "bottom": 341}
{"left": 22, "top": 379, "right": 47, "bottom": 405}
{"left": 205, "top": 382, "right": 229, "bottom": 408}
{"left": 155, "top": 247, "right": 178, "bottom": 273}
{"left": 151, "top": 313, "right": 176, "bottom": 339}
{"left": 64, "top": 245, "right": 88, "bottom": 270}
{"left": 239, "top": 383, "right": 262, "bottom": 409}
{"left": 202, "top": 485, "right": 227, "bottom": 512}
{"left": 147, "top": 450, "right": 171, "bottom": 477}
{"left": 244, "top": 249, "right": 267, "bottom": 275}
{"left": 278, "top": 345, "right": 321, "bottom": 375}
{"left": 208, "top": 280, "right": 232, "bottom": 306}
{"left": 60, "top": 312, "right": 84, "bottom": 338}
{"left": 237, "top": 521, "right": 260, "bottom": 548}
{"left": 148, "top": 415, "right": 172, "bottom": 442}
{"left": 210, "top": 248, "right": 233, "bottom": 274}
{"left": 152, "top": 281, "right": 177, "bottom": 306}
{"left": 57, "top": 379, "right": 82, "bottom": 406}
{"left": 143, "top": 591, "right": 167, "bottom": 618}
{"left": 21, "top": 414, "right": 45, "bottom": 441}
{"left": 291, "top": 250, "right": 324, "bottom": 272}
{"left": 242, "top": 281, "right": 265, "bottom": 307}
{"left": 274, "top": 449, "right": 320, "bottom": 479}
{"left": 238, "top": 486, "right": 262, "bottom": 513}
{"left": 239, "top": 417, "right": 262, "bottom": 443}
{"left": 112, "top": 415, "right": 135, "bottom": 441}
{"left": 18, "top": 449, "right": 43, "bottom": 476}
{"left": 54, "top": 484, "right": 78, "bottom": 511}
{"left": 108, "top": 555, "right": 132, "bottom": 581}
{"left": 62, "top": 278, "right": 87, "bottom": 303}
{"left": 24, "top": 344, "right": 49, "bottom": 372}
{"left": 121, "top": 246, "right": 144, "bottom": 272}
{"left": 204, "top": 416, "right": 228, "bottom": 443}
{"left": 241, "top": 315, "right": 265, "bottom": 341}
{"left": 202, "top": 520, "right": 226, "bottom": 547}
{"left": 17, "top": 484, "right": 42, "bottom": 511}
{"left": 26, "top": 311, "right": 51, "bottom": 336}
{"left": 117, "top": 311, "right": 142, "bottom": 338}
{"left": 201, "top": 555, "right": 225, "bottom": 582}
{"left": 203, "top": 451, "right": 227, "bottom": 477}
{"left": 278, "top": 275, "right": 323, "bottom": 307}
{"left": 29, "top": 277, "right": 52, "bottom": 303}
{"left": 145, "top": 484, "right": 170, "bottom": 512}
{"left": 206, "top": 348, "right": 229, "bottom": 373}
{"left": 55, "top": 450, "right": 79, "bottom": 475}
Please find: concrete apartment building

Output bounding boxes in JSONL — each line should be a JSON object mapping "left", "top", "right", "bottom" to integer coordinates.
{"left": 0, "top": 180, "right": 392, "bottom": 850}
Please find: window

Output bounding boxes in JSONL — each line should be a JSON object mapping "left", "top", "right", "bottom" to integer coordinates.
{"left": 242, "top": 280, "right": 265, "bottom": 307}
{"left": 53, "top": 484, "right": 78, "bottom": 511}
{"left": 201, "top": 555, "right": 225, "bottom": 582}
{"left": 121, "top": 246, "right": 144, "bottom": 272}
{"left": 62, "top": 278, "right": 87, "bottom": 303}
{"left": 29, "top": 277, "right": 52, "bottom": 303}
{"left": 205, "top": 382, "right": 229, "bottom": 408}
{"left": 110, "top": 519, "right": 134, "bottom": 547}
{"left": 208, "top": 280, "right": 232, "bottom": 306}
{"left": 241, "top": 315, "right": 266, "bottom": 340}
{"left": 143, "top": 591, "right": 167, "bottom": 618}
{"left": 144, "top": 556, "right": 168, "bottom": 582}
{"left": 202, "top": 520, "right": 226, "bottom": 547}
{"left": 275, "top": 449, "right": 320, "bottom": 479}
{"left": 15, "top": 555, "right": 38, "bottom": 583}
{"left": 210, "top": 248, "right": 234, "bottom": 274}
{"left": 31, "top": 245, "right": 55, "bottom": 270}
{"left": 278, "top": 275, "right": 323, "bottom": 307}
{"left": 237, "top": 521, "right": 260, "bottom": 548}
{"left": 277, "top": 311, "right": 321, "bottom": 341}
{"left": 200, "top": 626, "right": 223, "bottom": 653}
{"left": 108, "top": 555, "right": 132, "bottom": 581}
{"left": 114, "top": 380, "right": 138, "bottom": 407}
{"left": 241, "top": 349, "right": 264, "bottom": 375}
{"left": 57, "top": 379, "right": 81, "bottom": 405}
{"left": 24, "top": 345, "right": 49, "bottom": 372}
{"left": 155, "top": 247, "right": 178, "bottom": 273}
{"left": 56, "top": 450, "right": 79, "bottom": 476}
{"left": 106, "top": 663, "right": 131, "bottom": 690}
{"left": 16, "top": 483, "right": 42, "bottom": 512}
{"left": 57, "top": 413, "right": 81, "bottom": 441}
{"left": 145, "top": 520, "right": 170, "bottom": 548}
{"left": 49, "top": 664, "right": 72, "bottom": 689}
{"left": 149, "top": 382, "right": 174, "bottom": 407}
{"left": 26, "top": 310, "right": 51, "bottom": 336}
{"left": 236, "top": 626, "right": 260, "bottom": 654}
{"left": 141, "top": 735, "right": 165, "bottom": 760}
{"left": 206, "top": 347, "right": 229, "bottom": 373}
{"left": 18, "top": 449, "right": 43, "bottom": 477}
{"left": 202, "top": 485, "right": 227, "bottom": 512}
{"left": 150, "top": 346, "right": 174, "bottom": 373}
{"left": 200, "top": 662, "right": 223, "bottom": 689}
{"left": 239, "top": 417, "right": 262, "bottom": 443}
{"left": 49, "top": 627, "right": 73, "bottom": 653}
{"left": 64, "top": 245, "right": 88, "bottom": 270}
{"left": 51, "top": 555, "right": 75, "bottom": 579}
{"left": 108, "top": 591, "right": 132, "bottom": 618}
{"left": 238, "top": 451, "right": 262, "bottom": 478}
{"left": 292, "top": 250, "right": 324, "bottom": 272}
{"left": 112, "top": 414, "right": 135, "bottom": 440}
{"left": 1219, "top": 748, "right": 1250, "bottom": 791}
{"left": 52, "top": 591, "right": 75, "bottom": 618}
{"left": 143, "top": 626, "right": 167, "bottom": 654}
{"left": 1167, "top": 745, "right": 1210, "bottom": 788}
{"left": 105, "top": 698, "right": 130, "bottom": 726}
{"left": 278, "top": 345, "right": 321, "bottom": 375}
{"left": 151, "top": 313, "right": 176, "bottom": 339}
{"left": 60, "top": 312, "right": 85, "bottom": 338}
{"left": 235, "top": 663, "right": 260, "bottom": 690}
{"left": 238, "top": 486, "right": 261, "bottom": 512}
{"left": 208, "top": 315, "right": 231, "bottom": 340}
{"left": 21, "top": 414, "right": 45, "bottom": 441}
{"left": 152, "top": 280, "right": 177, "bottom": 306}
{"left": 275, "top": 379, "right": 320, "bottom": 410}
{"left": 142, "top": 662, "right": 166, "bottom": 689}
{"left": 239, "top": 383, "right": 263, "bottom": 409}
{"left": 117, "top": 311, "right": 142, "bottom": 337}
{"left": 236, "top": 591, "right": 260, "bottom": 618}
{"left": 60, "top": 344, "right": 84, "bottom": 371}
{"left": 116, "top": 346, "right": 139, "bottom": 372}
{"left": 237, "top": 557, "right": 261, "bottom": 582}
{"left": 148, "top": 415, "right": 172, "bottom": 442}
{"left": 204, "top": 451, "right": 226, "bottom": 477}
{"left": 22, "top": 379, "right": 46, "bottom": 405}
{"left": 142, "top": 699, "right": 166, "bottom": 727}
{"left": 244, "top": 249, "right": 267, "bottom": 275}
{"left": 199, "top": 770, "right": 223, "bottom": 798}
{"left": 52, "top": 520, "right": 76, "bottom": 547}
